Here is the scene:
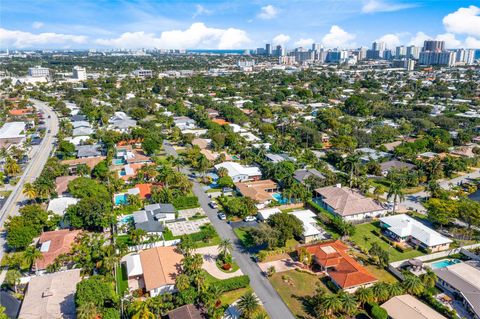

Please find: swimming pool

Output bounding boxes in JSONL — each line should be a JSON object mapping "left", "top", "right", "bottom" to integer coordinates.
{"left": 118, "top": 215, "right": 133, "bottom": 224}
{"left": 114, "top": 194, "right": 128, "bottom": 205}
{"left": 113, "top": 158, "right": 125, "bottom": 165}
{"left": 430, "top": 259, "right": 462, "bottom": 270}
{"left": 272, "top": 193, "right": 291, "bottom": 205}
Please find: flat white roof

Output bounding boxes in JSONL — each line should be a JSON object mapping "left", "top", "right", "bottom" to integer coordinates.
{"left": 214, "top": 162, "right": 261, "bottom": 178}
{"left": 289, "top": 209, "right": 324, "bottom": 237}
{"left": 47, "top": 197, "right": 79, "bottom": 216}
{"left": 125, "top": 254, "right": 143, "bottom": 277}
{"left": 380, "top": 214, "right": 451, "bottom": 247}
{"left": 0, "top": 122, "right": 26, "bottom": 139}
{"left": 257, "top": 208, "right": 282, "bottom": 220}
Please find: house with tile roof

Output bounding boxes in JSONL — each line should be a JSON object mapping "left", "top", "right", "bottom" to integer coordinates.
{"left": 235, "top": 179, "right": 279, "bottom": 207}
{"left": 300, "top": 240, "right": 377, "bottom": 292}
{"left": 35, "top": 229, "right": 81, "bottom": 271}
{"left": 168, "top": 304, "right": 204, "bottom": 319}
{"left": 380, "top": 214, "right": 451, "bottom": 252}
{"left": 315, "top": 185, "right": 387, "bottom": 221}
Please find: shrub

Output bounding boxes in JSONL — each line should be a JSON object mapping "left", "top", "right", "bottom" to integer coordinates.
{"left": 212, "top": 275, "right": 250, "bottom": 292}
{"left": 370, "top": 304, "right": 388, "bottom": 319}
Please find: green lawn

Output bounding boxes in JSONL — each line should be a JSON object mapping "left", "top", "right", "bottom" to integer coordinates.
{"left": 233, "top": 227, "right": 255, "bottom": 248}
{"left": 350, "top": 222, "right": 425, "bottom": 262}
{"left": 220, "top": 287, "right": 253, "bottom": 305}
{"left": 364, "top": 265, "right": 398, "bottom": 283}
{"left": 269, "top": 270, "right": 328, "bottom": 319}
{"left": 115, "top": 264, "right": 129, "bottom": 296}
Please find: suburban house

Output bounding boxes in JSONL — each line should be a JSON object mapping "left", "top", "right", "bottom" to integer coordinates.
{"left": 205, "top": 108, "right": 219, "bottom": 118}
{"left": 379, "top": 214, "right": 452, "bottom": 252}
{"left": 47, "top": 197, "right": 79, "bottom": 216}
{"left": 133, "top": 203, "right": 177, "bottom": 235}
{"left": 315, "top": 185, "right": 387, "bottom": 221}
{"left": 168, "top": 304, "right": 204, "bottom": 319}
{"left": 379, "top": 160, "right": 416, "bottom": 176}
{"left": 264, "top": 153, "right": 296, "bottom": 163}
{"left": 257, "top": 208, "right": 328, "bottom": 243}
{"left": 108, "top": 111, "right": 137, "bottom": 132}
{"left": 0, "top": 121, "right": 26, "bottom": 148}
{"left": 72, "top": 126, "right": 93, "bottom": 137}
{"left": 215, "top": 162, "right": 261, "bottom": 182}
{"left": 61, "top": 156, "right": 106, "bottom": 174}
{"left": 114, "top": 145, "right": 151, "bottom": 165}
{"left": 381, "top": 294, "right": 447, "bottom": 319}
{"left": 433, "top": 262, "right": 480, "bottom": 319}
{"left": 18, "top": 269, "right": 81, "bottom": 319}
{"left": 192, "top": 138, "right": 211, "bottom": 150}
{"left": 75, "top": 144, "right": 102, "bottom": 158}
{"left": 124, "top": 247, "right": 183, "bottom": 297}
{"left": 35, "top": 229, "right": 82, "bottom": 271}
{"left": 173, "top": 116, "right": 196, "bottom": 130}
{"left": 293, "top": 168, "right": 325, "bottom": 184}
{"left": 300, "top": 240, "right": 377, "bottom": 292}
{"left": 356, "top": 147, "right": 391, "bottom": 163}
{"left": 235, "top": 179, "right": 279, "bottom": 207}
{"left": 55, "top": 175, "right": 78, "bottom": 196}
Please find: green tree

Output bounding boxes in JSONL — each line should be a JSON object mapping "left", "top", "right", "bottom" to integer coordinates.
{"left": 267, "top": 213, "right": 304, "bottom": 247}
{"left": 402, "top": 274, "right": 425, "bottom": 295}
{"left": 237, "top": 291, "right": 260, "bottom": 319}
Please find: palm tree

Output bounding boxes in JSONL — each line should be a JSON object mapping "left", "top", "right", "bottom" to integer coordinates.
{"left": 320, "top": 294, "right": 342, "bottom": 317}
{"left": 178, "top": 235, "right": 197, "bottom": 256}
{"left": 5, "top": 269, "right": 21, "bottom": 293}
{"left": 372, "top": 282, "right": 390, "bottom": 303}
{"left": 386, "top": 171, "right": 405, "bottom": 214}
{"left": 218, "top": 238, "right": 233, "bottom": 259}
{"left": 217, "top": 167, "right": 229, "bottom": 178}
{"left": 237, "top": 291, "right": 260, "bottom": 319}
{"left": 387, "top": 283, "right": 404, "bottom": 297}
{"left": 402, "top": 274, "right": 425, "bottom": 295}
{"left": 252, "top": 312, "right": 268, "bottom": 319}
{"left": 131, "top": 301, "right": 155, "bottom": 319}
{"left": 175, "top": 274, "right": 190, "bottom": 292}
{"left": 23, "top": 182, "right": 37, "bottom": 202}
{"left": 4, "top": 156, "right": 20, "bottom": 177}
{"left": 23, "top": 246, "right": 44, "bottom": 271}
{"left": 341, "top": 154, "right": 361, "bottom": 188}
{"left": 355, "top": 287, "right": 374, "bottom": 306}
{"left": 421, "top": 269, "right": 437, "bottom": 289}
{"left": 338, "top": 291, "right": 358, "bottom": 316}
{"left": 77, "top": 302, "right": 98, "bottom": 319}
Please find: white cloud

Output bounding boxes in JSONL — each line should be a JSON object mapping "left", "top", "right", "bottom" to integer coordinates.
{"left": 257, "top": 5, "right": 278, "bottom": 20}
{"left": 443, "top": 5, "right": 480, "bottom": 37}
{"left": 95, "top": 23, "right": 250, "bottom": 49}
{"left": 193, "top": 4, "right": 212, "bottom": 18}
{"left": 362, "top": 0, "right": 416, "bottom": 13}
{"left": 294, "top": 38, "right": 314, "bottom": 48}
{"left": 465, "top": 36, "right": 480, "bottom": 49}
{"left": 0, "top": 28, "right": 87, "bottom": 48}
{"left": 321, "top": 25, "right": 355, "bottom": 48}
{"left": 435, "top": 33, "right": 462, "bottom": 48}
{"left": 32, "top": 22, "right": 44, "bottom": 29}
{"left": 408, "top": 31, "right": 431, "bottom": 46}
{"left": 376, "top": 34, "right": 401, "bottom": 48}
{"left": 272, "top": 34, "right": 290, "bottom": 46}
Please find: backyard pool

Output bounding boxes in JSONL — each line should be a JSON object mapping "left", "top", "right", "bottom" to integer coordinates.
{"left": 114, "top": 194, "right": 128, "bottom": 205}
{"left": 430, "top": 259, "right": 462, "bottom": 270}
{"left": 272, "top": 193, "right": 291, "bottom": 205}
{"left": 118, "top": 215, "right": 133, "bottom": 224}
{"left": 113, "top": 158, "right": 125, "bottom": 165}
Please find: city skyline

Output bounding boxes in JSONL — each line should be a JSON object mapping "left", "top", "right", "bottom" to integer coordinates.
{"left": 1, "top": 0, "right": 480, "bottom": 50}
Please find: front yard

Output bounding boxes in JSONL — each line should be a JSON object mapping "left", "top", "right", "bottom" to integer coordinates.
{"left": 269, "top": 269, "right": 330, "bottom": 319}
{"left": 350, "top": 222, "right": 425, "bottom": 262}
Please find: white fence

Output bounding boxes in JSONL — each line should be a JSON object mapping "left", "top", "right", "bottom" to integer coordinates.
{"left": 127, "top": 239, "right": 181, "bottom": 252}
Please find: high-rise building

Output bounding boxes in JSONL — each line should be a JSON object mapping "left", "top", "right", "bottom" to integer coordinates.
{"left": 456, "top": 49, "right": 475, "bottom": 65}
{"left": 423, "top": 40, "right": 445, "bottom": 52}
{"left": 275, "top": 45, "right": 284, "bottom": 57}
{"left": 392, "top": 59, "right": 416, "bottom": 71}
{"left": 290, "top": 49, "right": 314, "bottom": 63}
{"left": 406, "top": 46, "right": 421, "bottom": 59}
{"left": 28, "top": 66, "right": 49, "bottom": 77}
{"left": 372, "top": 41, "right": 386, "bottom": 52}
{"left": 419, "top": 51, "right": 456, "bottom": 66}
{"left": 265, "top": 43, "right": 272, "bottom": 56}
{"left": 312, "top": 43, "right": 322, "bottom": 52}
{"left": 383, "top": 50, "right": 393, "bottom": 60}
{"left": 279, "top": 55, "right": 296, "bottom": 65}
{"left": 357, "top": 47, "right": 368, "bottom": 61}
{"left": 256, "top": 47, "right": 266, "bottom": 55}
{"left": 395, "top": 46, "right": 406, "bottom": 58}
{"left": 72, "top": 66, "right": 87, "bottom": 80}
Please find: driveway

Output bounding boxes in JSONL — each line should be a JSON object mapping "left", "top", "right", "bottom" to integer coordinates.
{"left": 189, "top": 177, "right": 296, "bottom": 319}
{"left": 195, "top": 245, "right": 243, "bottom": 280}
{"left": 168, "top": 218, "right": 210, "bottom": 236}
{"left": 258, "top": 258, "right": 301, "bottom": 273}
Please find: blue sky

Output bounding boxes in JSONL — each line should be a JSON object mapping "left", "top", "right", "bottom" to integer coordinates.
{"left": 1, "top": 0, "right": 480, "bottom": 49}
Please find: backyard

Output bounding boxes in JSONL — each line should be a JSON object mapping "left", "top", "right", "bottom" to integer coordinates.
{"left": 269, "top": 269, "right": 330, "bottom": 319}
{"left": 115, "top": 264, "right": 129, "bottom": 296}
{"left": 350, "top": 222, "right": 425, "bottom": 262}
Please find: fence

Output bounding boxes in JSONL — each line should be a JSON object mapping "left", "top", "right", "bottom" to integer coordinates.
{"left": 127, "top": 239, "right": 181, "bottom": 252}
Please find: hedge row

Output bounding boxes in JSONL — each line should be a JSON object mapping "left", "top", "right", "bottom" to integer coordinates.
{"left": 212, "top": 275, "right": 250, "bottom": 292}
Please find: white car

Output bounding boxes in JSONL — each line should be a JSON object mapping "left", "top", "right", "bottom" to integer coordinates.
{"left": 209, "top": 201, "right": 218, "bottom": 209}
{"left": 244, "top": 216, "right": 257, "bottom": 222}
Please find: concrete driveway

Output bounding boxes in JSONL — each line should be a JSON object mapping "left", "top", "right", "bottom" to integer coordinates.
{"left": 258, "top": 258, "right": 302, "bottom": 273}
{"left": 168, "top": 218, "right": 210, "bottom": 236}
{"left": 195, "top": 245, "right": 243, "bottom": 280}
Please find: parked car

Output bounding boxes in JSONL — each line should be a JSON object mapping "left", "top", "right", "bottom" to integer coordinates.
{"left": 217, "top": 212, "right": 226, "bottom": 220}
{"left": 209, "top": 201, "right": 218, "bottom": 209}
{"left": 244, "top": 216, "right": 256, "bottom": 222}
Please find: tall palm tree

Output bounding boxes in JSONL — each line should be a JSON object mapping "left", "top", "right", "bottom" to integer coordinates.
{"left": 175, "top": 274, "right": 190, "bottom": 292}
{"left": 372, "top": 282, "right": 390, "bottom": 303}
{"left": 387, "top": 171, "right": 405, "bottom": 214}
{"left": 341, "top": 154, "right": 361, "bottom": 188}
{"left": 387, "top": 283, "right": 404, "bottom": 297}
{"left": 402, "top": 274, "right": 425, "bottom": 296}
{"left": 131, "top": 301, "right": 155, "bottom": 319}
{"left": 23, "top": 246, "right": 43, "bottom": 271}
{"left": 237, "top": 291, "right": 260, "bottom": 319}
{"left": 218, "top": 238, "right": 233, "bottom": 259}
{"left": 320, "top": 294, "right": 342, "bottom": 318}
{"left": 421, "top": 269, "right": 437, "bottom": 289}
{"left": 338, "top": 291, "right": 358, "bottom": 316}
{"left": 23, "top": 182, "right": 37, "bottom": 202}
{"left": 77, "top": 302, "right": 98, "bottom": 319}
{"left": 355, "top": 287, "right": 374, "bottom": 306}
{"left": 4, "top": 156, "right": 20, "bottom": 177}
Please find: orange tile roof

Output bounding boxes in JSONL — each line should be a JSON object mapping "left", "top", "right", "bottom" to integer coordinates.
{"left": 55, "top": 175, "right": 79, "bottom": 194}
{"left": 235, "top": 179, "right": 278, "bottom": 203}
{"left": 36, "top": 230, "right": 82, "bottom": 270}
{"left": 9, "top": 108, "right": 32, "bottom": 116}
{"left": 301, "top": 240, "right": 377, "bottom": 289}
{"left": 134, "top": 183, "right": 162, "bottom": 199}
{"left": 61, "top": 156, "right": 106, "bottom": 169}
{"left": 139, "top": 246, "right": 183, "bottom": 291}
{"left": 117, "top": 139, "right": 143, "bottom": 146}
{"left": 211, "top": 118, "right": 229, "bottom": 125}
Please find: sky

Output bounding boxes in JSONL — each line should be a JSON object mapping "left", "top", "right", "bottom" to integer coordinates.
{"left": 1, "top": 0, "right": 480, "bottom": 50}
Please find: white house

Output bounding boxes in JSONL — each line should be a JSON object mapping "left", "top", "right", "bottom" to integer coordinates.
{"left": 214, "top": 162, "right": 261, "bottom": 182}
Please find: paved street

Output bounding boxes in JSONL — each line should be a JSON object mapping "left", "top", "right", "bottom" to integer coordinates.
{"left": 190, "top": 181, "right": 296, "bottom": 319}
{"left": 0, "top": 99, "right": 59, "bottom": 260}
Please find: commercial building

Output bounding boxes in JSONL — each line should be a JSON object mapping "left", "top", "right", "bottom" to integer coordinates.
{"left": 132, "top": 69, "right": 153, "bottom": 78}
{"left": 379, "top": 214, "right": 451, "bottom": 252}
{"left": 28, "top": 66, "right": 49, "bottom": 77}
{"left": 72, "top": 66, "right": 87, "bottom": 80}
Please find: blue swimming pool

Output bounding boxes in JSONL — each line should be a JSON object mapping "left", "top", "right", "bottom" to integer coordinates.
{"left": 113, "top": 158, "right": 125, "bottom": 165}
{"left": 430, "top": 259, "right": 461, "bottom": 270}
{"left": 114, "top": 194, "right": 128, "bottom": 205}
{"left": 119, "top": 215, "right": 133, "bottom": 224}
{"left": 272, "top": 193, "right": 291, "bottom": 204}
